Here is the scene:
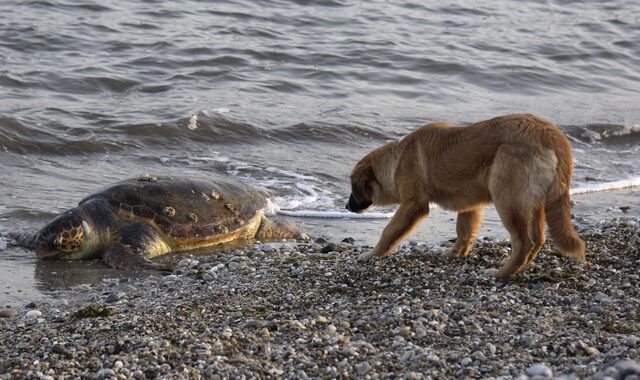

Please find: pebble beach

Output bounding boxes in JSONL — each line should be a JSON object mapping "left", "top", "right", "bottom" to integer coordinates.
{"left": 1, "top": 216, "right": 639, "bottom": 379}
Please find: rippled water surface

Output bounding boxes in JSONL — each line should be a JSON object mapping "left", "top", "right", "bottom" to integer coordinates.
{"left": 1, "top": 0, "right": 639, "bottom": 303}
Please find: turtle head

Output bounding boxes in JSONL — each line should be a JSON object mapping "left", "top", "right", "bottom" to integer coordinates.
{"left": 35, "top": 209, "right": 96, "bottom": 259}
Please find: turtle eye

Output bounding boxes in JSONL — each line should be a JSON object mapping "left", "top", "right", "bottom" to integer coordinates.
{"left": 47, "top": 236, "right": 61, "bottom": 250}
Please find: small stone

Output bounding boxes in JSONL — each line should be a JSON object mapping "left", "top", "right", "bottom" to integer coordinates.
{"left": 105, "top": 293, "right": 120, "bottom": 304}
{"left": 25, "top": 302, "right": 37, "bottom": 309}
{"left": 26, "top": 310, "right": 42, "bottom": 319}
{"left": 614, "top": 360, "right": 640, "bottom": 377}
{"left": 97, "top": 368, "right": 117, "bottom": 378}
{"left": 526, "top": 363, "right": 553, "bottom": 378}
{"left": 341, "top": 237, "right": 355, "bottom": 244}
{"left": 623, "top": 336, "right": 640, "bottom": 348}
{"left": 186, "top": 213, "right": 198, "bottom": 222}
{"left": 52, "top": 344, "right": 72, "bottom": 358}
{"left": 589, "top": 305, "right": 604, "bottom": 314}
{"left": 210, "top": 191, "right": 220, "bottom": 200}
{"left": 162, "top": 275, "right": 179, "bottom": 282}
{"left": 460, "top": 357, "right": 472, "bottom": 366}
{"left": 0, "top": 309, "right": 18, "bottom": 318}
{"left": 398, "top": 326, "right": 411, "bottom": 338}
{"left": 321, "top": 243, "right": 338, "bottom": 253}
{"left": 355, "top": 361, "right": 371, "bottom": 376}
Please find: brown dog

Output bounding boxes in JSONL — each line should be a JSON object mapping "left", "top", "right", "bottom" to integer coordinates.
{"left": 346, "top": 114, "right": 585, "bottom": 278}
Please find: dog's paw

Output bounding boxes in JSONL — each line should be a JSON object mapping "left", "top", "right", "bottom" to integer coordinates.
{"left": 358, "top": 251, "right": 374, "bottom": 261}
{"left": 444, "top": 247, "right": 460, "bottom": 257}
{"left": 483, "top": 268, "right": 499, "bottom": 278}
{"left": 445, "top": 243, "right": 472, "bottom": 258}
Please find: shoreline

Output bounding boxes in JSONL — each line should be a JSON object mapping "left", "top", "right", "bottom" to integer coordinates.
{"left": 1, "top": 216, "right": 639, "bottom": 379}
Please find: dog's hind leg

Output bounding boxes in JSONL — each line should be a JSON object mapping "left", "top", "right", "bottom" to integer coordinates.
{"left": 525, "top": 202, "right": 546, "bottom": 265}
{"left": 493, "top": 204, "right": 535, "bottom": 279}
{"left": 489, "top": 145, "right": 556, "bottom": 278}
{"left": 358, "top": 202, "right": 428, "bottom": 261}
{"left": 446, "top": 206, "right": 484, "bottom": 258}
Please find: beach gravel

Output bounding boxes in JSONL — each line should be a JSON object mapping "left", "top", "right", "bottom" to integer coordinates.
{"left": 1, "top": 217, "right": 638, "bottom": 379}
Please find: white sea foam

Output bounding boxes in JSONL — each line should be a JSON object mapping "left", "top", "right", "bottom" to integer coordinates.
{"left": 187, "top": 115, "right": 198, "bottom": 130}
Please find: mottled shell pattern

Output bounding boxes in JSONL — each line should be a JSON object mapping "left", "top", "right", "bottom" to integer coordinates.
{"left": 78, "top": 176, "right": 267, "bottom": 243}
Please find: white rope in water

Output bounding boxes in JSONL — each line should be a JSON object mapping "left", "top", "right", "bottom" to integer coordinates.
{"left": 275, "top": 177, "right": 640, "bottom": 219}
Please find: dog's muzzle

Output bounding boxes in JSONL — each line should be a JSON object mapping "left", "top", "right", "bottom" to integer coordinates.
{"left": 346, "top": 194, "right": 373, "bottom": 213}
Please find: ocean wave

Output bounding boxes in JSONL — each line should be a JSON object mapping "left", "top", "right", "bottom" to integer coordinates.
{"left": 0, "top": 115, "right": 133, "bottom": 154}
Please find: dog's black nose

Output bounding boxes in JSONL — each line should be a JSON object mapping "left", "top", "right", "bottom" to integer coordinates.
{"left": 346, "top": 194, "right": 372, "bottom": 213}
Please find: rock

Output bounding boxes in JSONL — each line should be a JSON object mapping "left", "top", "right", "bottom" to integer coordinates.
{"left": 588, "top": 304, "right": 604, "bottom": 314}
{"left": 0, "top": 309, "right": 18, "bottom": 318}
{"left": 25, "top": 302, "right": 37, "bottom": 309}
{"left": 398, "top": 326, "right": 411, "bottom": 338}
{"left": 614, "top": 360, "right": 640, "bottom": 377}
{"left": 52, "top": 344, "right": 72, "bottom": 358}
{"left": 526, "top": 363, "right": 552, "bottom": 378}
{"left": 460, "top": 357, "right": 472, "bottom": 366}
{"left": 355, "top": 361, "right": 372, "bottom": 376}
{"left": 341, "top": 237, "right": 355, "bottom": 244}
{"left": 97, "top": 368, "right": 116, "bottom": 378}
{"left": 321, "top": 243, "right": 338, "bottom": 253}
{"left": 623, "top": 336, "right": 640, "bottom": 348}
{"left": 26, "top": 310, "right": 42, "bottom": 319}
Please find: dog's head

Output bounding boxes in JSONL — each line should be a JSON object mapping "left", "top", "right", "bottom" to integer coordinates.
{"left": 347, "top": 141, "right": 400, "bottom": 213}
{"left": 346, "top": 157, "right": 376, "bottom": 213}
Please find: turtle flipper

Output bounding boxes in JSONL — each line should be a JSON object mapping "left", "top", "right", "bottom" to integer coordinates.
{"left": 256, "top": 216, "right": 310, "bottom": 241}
{"left": 103, "top": 222, "right": 173, "bottom": 272}
{"left": 103, "top": 244, "right": 173, "bottom": 272}
{"left": 5, "top": 232, "right": 37, "bottom": 249}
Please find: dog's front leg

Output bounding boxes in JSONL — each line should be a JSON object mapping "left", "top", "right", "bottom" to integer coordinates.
{"left": 358, "top": 202, "right": 428, "bottom": 261}
{"left": 446, "top": 207, "right": 484, "bottom": 258}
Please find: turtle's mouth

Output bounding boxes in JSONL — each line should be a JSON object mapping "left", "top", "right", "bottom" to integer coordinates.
{"left": 35, "top": 242, "right": 65, "bottom": 258}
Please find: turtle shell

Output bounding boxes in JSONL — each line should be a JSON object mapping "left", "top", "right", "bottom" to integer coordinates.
{"left": 79, "top": 176, "right": 267, "bottom": 244}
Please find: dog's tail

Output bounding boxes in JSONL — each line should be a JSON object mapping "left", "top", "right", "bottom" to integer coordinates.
{"left": 544, "top": 147, "right": 585, "bottom": 261}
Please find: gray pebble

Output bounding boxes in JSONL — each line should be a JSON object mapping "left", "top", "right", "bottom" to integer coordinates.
{"left": 615, "top": 360, "right": 640, "bottom": 377}
{"left": 526, "top": 363, "right": 552, "bottom": 378}
{"left": 26, "top": 310, "right": 42, "bottom": 319}
{"left": 105, "top": 293, "right": 120, "bottom": 304}
{"left": 460, "top": 357, "right": 472, "bottom": 366}
{"left": 0, "top": 309, "right": 18, "bottom": 318}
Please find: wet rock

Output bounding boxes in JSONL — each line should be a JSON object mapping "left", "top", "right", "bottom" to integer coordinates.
{"left": 321, "top": 243, "right": 338, "bottom": 253}
{"left": 526, "top": 363, "right": 552, "bottom": 378}
{"left": 0, "top": 309, "right": 18, "bottom": 318}
{"left": 26, "top": 310, "right": 42, "bottom": 319}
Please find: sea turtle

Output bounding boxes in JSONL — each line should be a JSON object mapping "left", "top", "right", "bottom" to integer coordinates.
{"left": 10, "top": 175, "right": 307, "bottom": 271}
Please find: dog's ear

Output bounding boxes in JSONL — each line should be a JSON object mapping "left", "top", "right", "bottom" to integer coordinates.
{"left": 351, "top": 162, "right": 375, "bottom": 203}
